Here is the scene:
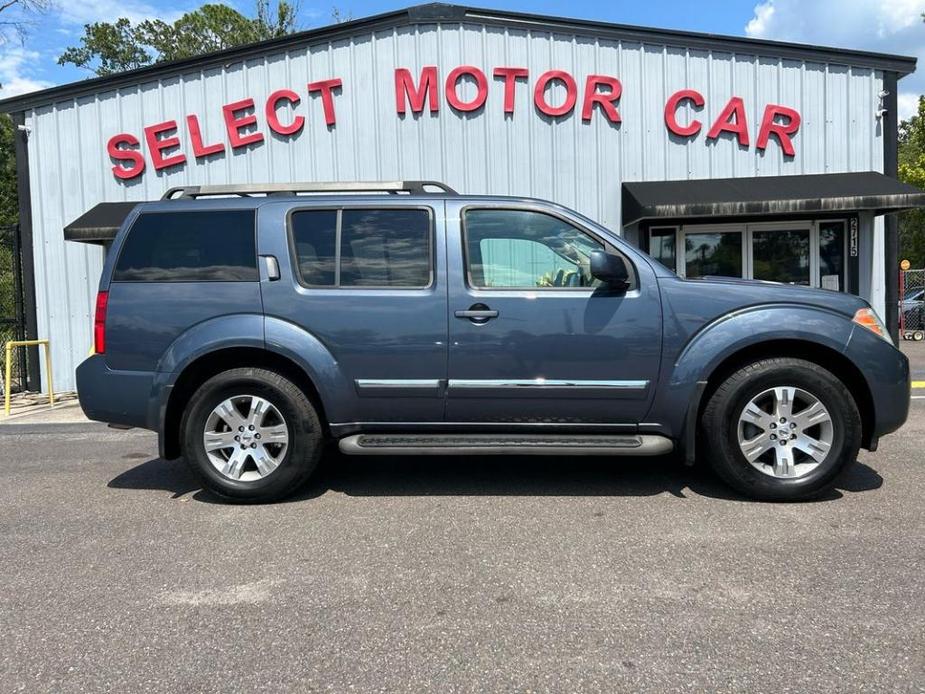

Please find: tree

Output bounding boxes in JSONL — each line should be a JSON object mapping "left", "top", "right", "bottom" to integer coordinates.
{"left": 0, "top": 0, "right": 51, "bottom": 45}
{"left": 898, "top": 96, "right": 925, "bottom": 268}
{"left": 58, "top": 1, "right": 299, "bottom": 76}
{"left": 0, "top": 114, "right": 17, "bottom": 227}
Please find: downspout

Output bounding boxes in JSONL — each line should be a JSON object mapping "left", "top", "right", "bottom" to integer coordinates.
{"left": 882, "top": 72, "right": 900, "bottom": 343}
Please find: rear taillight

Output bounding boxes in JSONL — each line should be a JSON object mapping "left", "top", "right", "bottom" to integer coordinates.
{"left": 94, "top": 290, "right": 109, "bottom": 354}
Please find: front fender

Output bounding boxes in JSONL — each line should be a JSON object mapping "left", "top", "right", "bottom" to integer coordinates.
{"left": 650, "top": 304, "right": 854, "bottom": 445}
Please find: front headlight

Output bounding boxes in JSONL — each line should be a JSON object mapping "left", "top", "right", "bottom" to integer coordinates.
{"left": 852, "top": 308, "right": 892, "bottom": 344}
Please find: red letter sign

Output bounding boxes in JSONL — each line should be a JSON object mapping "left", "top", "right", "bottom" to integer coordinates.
{"left": 707, "top": 96, "right": 750, "bottom": 147}
{"left": 308, "top": 78, "right": 342, "bottom": 126}
{"left": 395, "top": 66, "right": 439, "bottom": 114}
{"left": 143, "top": 120, "right": 186, "bottom": 170}
{"left": 445, "top": 66, "right": 488, "bottom": 112}
{"left": 493, "top": 67, "right": 529, "bottom": 114}
{"left": 107, "top": 133, "right": 145, "bottom": 180}
{"left": 186, "top": 115, "right": 225, "bottom": 158}
{"left": 664, "top": 89, "right": 705, "bottom": 137}
{"left": 223, "top": 98, "right": 265, "bottom": 148}
{"left": 581, "top": 75, "right": 622, "bottom": 123}
{"left": 266, "top": 89, "right": 305, "bottom": 136}
{"left": 757, "top": 104, "right": 801, "bottom": 157}
{"left": 534, "top": 70, "right": 578, "bottom": 117}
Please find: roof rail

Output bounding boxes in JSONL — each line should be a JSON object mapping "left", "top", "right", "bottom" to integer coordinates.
{"left": 161, "top": 180, "right": 458, "bottom": 199}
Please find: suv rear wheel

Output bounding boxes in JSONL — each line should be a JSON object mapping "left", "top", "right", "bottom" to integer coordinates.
{"left": 701, "top": 357, "right": 861, "bottom": 501}
{"left": 180, "top": 367, "right": 323, "bottom": 502}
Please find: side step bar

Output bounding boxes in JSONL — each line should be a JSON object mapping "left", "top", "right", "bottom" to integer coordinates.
{"left": 338, "top": 434, "right": 673, "bottom": 456}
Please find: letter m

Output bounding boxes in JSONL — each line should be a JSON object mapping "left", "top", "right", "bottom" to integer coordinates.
{"left": 395, "top": 67, "right": 439, "bottom": 114}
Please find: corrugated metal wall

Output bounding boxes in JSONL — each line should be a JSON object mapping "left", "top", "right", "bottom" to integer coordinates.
{"left": 23, "top": 21, "right": 887, "bottom": 390}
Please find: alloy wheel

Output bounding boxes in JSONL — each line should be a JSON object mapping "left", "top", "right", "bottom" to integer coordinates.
{"left": 202, "top": 395, "right": 289, "bottom": 481}
{"left": 736, "top": 386, "right": 834, "bottom": 479}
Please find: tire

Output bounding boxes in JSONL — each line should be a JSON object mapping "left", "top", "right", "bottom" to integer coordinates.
{"left": 180, "top": 367, "right": 324, "bottom": 502}
{"left": 701, "top": 357, "right": 861, "bottom": 501}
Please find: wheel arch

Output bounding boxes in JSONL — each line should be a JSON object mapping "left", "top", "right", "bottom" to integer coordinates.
{"left": 160, "top": 346, "right": 330, "bottom": 460}
{"left": 696, "top": 339, "right": 875, "bottom": 450}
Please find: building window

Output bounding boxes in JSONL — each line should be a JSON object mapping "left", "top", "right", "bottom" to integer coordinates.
{"left": 648, "top": 227, "right": 677, "bottom": 270}
{"left": 290, "top": 208, "right": 433, "bottom": 288}
{"left": 684, "top": 231, "right": 743, "bottom": 279}
{"left": 464, "top": 208, "right": 605, "bottom": 289}
{"left": 114, "top": 210, "right": 257, "bottom": 282}
{"left": 818, "top": 221, "right": 846, "bottom": 291}
{"left": 752, "top": 229, "right": 810, "bottom": 285}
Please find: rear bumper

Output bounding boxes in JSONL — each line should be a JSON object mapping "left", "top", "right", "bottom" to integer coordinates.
{"left": 76, "top": 354, "right": 156, "bottom": 430}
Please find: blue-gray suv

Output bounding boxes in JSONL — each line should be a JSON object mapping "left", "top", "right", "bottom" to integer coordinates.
{"left": 76, "top": 181, "right": 910, "bottom": 502}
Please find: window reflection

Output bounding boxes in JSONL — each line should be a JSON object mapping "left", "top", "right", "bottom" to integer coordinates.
{"left": 684, "top": 232, "right": 742, "bottom": 278}
{"left": 752, "top": 230, "right": 810, "bottom": 285}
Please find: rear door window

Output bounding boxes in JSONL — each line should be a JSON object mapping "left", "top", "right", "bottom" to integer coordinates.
{"left": 114, "top": 210, "right": 257, "bottom": 282}
{"left": 290, "top": 208, "right": 432, "bottom": 288}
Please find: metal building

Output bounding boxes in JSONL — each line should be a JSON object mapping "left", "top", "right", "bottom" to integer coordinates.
{"left": 1, "top": 3, "right": 923, "bottom": 391}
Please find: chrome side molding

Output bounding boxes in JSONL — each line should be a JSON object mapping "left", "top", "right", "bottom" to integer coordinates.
{"left": 447, "top": 379, "right": 649, "bottom": 389}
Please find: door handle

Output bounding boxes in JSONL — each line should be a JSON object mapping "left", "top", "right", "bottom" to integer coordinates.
{"left": 455, "top": 303, "right": 499, "bottom": 323}
{"left": 261, "top": 255, "right": 280, "bottom": 281}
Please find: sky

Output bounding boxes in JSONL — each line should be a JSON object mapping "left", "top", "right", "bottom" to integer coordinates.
{"left": 2, "top": 0, "right": 925, "bottom": 119}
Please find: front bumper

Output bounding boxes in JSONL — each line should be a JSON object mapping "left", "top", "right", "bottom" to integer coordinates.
{"left": 76, "top": 354, "right": 157, "bottom": 430}
{"left": 845, "top": 326, "right": 910, "bottom": 441}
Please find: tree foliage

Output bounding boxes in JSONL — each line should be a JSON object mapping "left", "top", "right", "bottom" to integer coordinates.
{"left": 58, "top": 1, "right": 299, "bottom": 76}
{"left": 0, "top": 114, "right": 17, "bottom": 227}
{"left": 898, "top": 96, "right": 925, "bottom": 269}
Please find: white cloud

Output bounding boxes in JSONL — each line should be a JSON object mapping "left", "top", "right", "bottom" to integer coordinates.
{"left": 744, "top": 1, "right": 775, "bottom": 37}
{"left": 898, "top": 91, "right": 921, "bottom": 120}
{"left": 0, "top": 47, "right": 54, "bottom": 98}
{"left": 57, "top": 0, "right": 184, "bottom": 26}
{"left": 745, "top": 0, "right": 925, "bottom": 122}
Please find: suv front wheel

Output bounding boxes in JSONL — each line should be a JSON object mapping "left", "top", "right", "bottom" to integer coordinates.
{"left": 180, "top": 367, "right": 324, "bottom": 502}
{"left": 701, "top": 357, "right": 862, "bottom": 501}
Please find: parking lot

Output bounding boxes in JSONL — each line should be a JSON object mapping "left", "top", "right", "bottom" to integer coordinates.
{"left": 0, "top": 349, "right": 923, "bottom": 693}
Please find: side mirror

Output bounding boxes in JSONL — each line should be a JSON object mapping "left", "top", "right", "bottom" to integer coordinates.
{"left": 590, "top": 250, "right": 631, "bottom": 289}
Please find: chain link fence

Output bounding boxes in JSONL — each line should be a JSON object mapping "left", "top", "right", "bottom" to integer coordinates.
{"left": 900, "top": 268, "right": 925, "bottom": 340}
{"left": 0, "top": 224, "right": 28, "bottom": 393}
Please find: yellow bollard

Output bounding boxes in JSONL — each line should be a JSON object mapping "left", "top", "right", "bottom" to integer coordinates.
{"left": 3, "top": 339, "right": 54, "bottom": 416}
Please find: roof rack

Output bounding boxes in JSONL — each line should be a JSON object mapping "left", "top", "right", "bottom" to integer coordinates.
{"left": 162, "top": 180, "right": 458, "bottom": 200}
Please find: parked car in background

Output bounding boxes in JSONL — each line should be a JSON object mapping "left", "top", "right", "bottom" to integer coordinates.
{"left": 901, "top": 287, "right": 924, "bottom": 332}
{"left": 77, "top": 182, "right": 910, "bottom": 503}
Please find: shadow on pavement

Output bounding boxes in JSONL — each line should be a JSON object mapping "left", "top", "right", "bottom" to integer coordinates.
{"left": 108, "top": 450, "right": 884, "bottom": 505}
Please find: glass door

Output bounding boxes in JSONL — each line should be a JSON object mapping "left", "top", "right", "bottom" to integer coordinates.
{"left": 681, "top": 225, "right": 745, "bottom": 279}
{"left": 647, "top": 220, "right": 849, "bottom": 292}
{"left": 749, "top": 226, "right": 811, "bottom": 285}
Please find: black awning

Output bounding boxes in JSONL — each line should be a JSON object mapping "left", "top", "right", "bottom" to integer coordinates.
{"left": 622, "top": 171, "right": 925, "bottom": 225}
{"left": 64, "top": 201, "right": 145, "bottom": 243}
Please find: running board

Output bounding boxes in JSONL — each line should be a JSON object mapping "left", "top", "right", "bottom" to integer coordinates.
{"left": 338, "top": 433, "right": 673, "bottom": 456}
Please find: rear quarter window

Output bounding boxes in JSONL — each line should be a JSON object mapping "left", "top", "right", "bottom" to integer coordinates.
{"left": 114, "top": 210, "right": 257, "bottom": 282}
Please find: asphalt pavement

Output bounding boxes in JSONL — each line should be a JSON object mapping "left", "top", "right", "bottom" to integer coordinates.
{"left": 2, "top": 343, "right": 924, "bottom": 692}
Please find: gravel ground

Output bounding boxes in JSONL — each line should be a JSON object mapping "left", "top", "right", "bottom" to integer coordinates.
{"left": 0, "top": 398, "right": 923, "bottom": 693}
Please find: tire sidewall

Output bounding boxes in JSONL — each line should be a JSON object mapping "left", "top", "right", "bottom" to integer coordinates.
{"left": 181, "top": 370, "right": 321, "bottom": 501}
{"left": 708, "top": 361, "right": 861, "bottom": 500}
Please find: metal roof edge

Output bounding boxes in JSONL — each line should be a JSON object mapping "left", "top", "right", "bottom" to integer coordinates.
{"left": 0, "top": 2, "right": 917, "bottom": 113}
